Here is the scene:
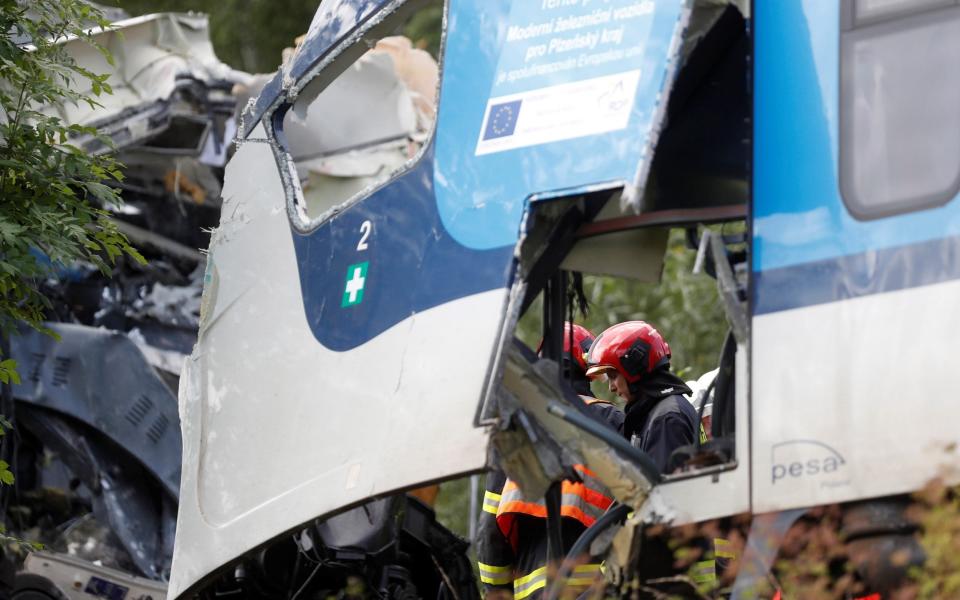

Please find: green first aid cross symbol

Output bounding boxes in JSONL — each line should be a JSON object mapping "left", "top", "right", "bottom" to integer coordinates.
{"left": 341, "top": 261, "right": 368, "bottom": 307}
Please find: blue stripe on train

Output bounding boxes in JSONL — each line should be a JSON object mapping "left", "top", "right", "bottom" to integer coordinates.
{"left": 291, "top": 143, "right": 516, "bottom": 352}
{"left": 752, "top": 234, "right": 960, "bottom": 315}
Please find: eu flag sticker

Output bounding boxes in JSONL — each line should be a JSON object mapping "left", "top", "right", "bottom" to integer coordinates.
{"left": 482, "top": 100, "right": 522, "bottom": 140}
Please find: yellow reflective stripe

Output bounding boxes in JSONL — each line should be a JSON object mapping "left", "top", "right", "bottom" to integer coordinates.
{"left": 573, "top": 564, "right": 602, "bottom": 574}
{"left": 478, "top": 562, "right": 513, "bottom": 586}
{"left": 513, "top": 566, "right": 546, "bottom": 587}
{"left": 483, "top": 490, "right": 501, "bottom": 514}
{"left": 699, "top": 423, "right": 708, "bottom": 444}
{"left": 691, "top": 559, "right": 716, "bottom": 583}
{"left": 480, "top": 573, "right": 514, "bottom": 586}
{"left": 513, "top": 567, "right": 547, "bottom": 599}
{"left": 514, "top": 579, "right": 545, "bottom": 599}
{"left": 512, "top": 564, "right": 602, "bottom": 598}
{"left": 478, "top": 562, "right": 511, "bottom": 574}
{"left": 714, "top": 538, "right": 734, "bottom": 559}
{"left": 566, "top": 563, "right": 603, "bottom": 587}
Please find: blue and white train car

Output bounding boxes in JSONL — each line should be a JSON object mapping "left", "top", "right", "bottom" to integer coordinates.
{"left": 168, "top": 0, "right": 960, "bottom": 597}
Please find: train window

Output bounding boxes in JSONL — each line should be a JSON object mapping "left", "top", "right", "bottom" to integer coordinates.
{"left": 839, "top": 0, "right": 960, "bottom": 220}
{"left": 513, "top": 225, "right": 742, "bottom": 476}
{"left": 274, "top": 1, "right": 442, "bottom": 227}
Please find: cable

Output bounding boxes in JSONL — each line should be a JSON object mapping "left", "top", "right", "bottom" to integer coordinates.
{"left": 289, "top": 562, "right": 322, "bottom": 600}
{"left": 544, "top": 504, "right": 631, "bottom": 600}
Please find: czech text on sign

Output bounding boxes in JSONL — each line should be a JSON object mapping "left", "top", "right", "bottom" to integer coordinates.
{"left": 476, "top": 0, "right": 658, "bottom": 156}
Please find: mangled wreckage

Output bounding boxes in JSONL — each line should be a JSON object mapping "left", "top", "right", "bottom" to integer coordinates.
{"left": 7, "top": 8, "right": 482, "bottom": 600}
{"left": 4, "top": 11, "right": 246, "bottom": 599}
{"left": 77, "top": 0, "right": 960, "bottom": 598}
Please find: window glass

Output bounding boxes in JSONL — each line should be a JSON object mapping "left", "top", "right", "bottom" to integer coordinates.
{"left": 840, "top": 2, "right": 960, "bottom": 219}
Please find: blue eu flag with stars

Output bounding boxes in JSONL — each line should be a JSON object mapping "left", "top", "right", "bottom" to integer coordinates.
{"left": 483, "top": 100, "right": 522, "bottom": 140}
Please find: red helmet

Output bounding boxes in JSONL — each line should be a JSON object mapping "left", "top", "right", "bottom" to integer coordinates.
{"left": 538, "top": 323, "right": 595, "bottom": 372}
{"left": 585, "top": 321, "right": 671, "bottom": 383}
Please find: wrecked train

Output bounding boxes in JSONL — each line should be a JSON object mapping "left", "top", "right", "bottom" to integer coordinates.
{"left": 4, "top": 11, "right": 244, "bottom": 599}
{"left": 156, "top": 0, "right": 960, "bottom": 598}
{"left": 6, "top": 9, "right": 481, "bottom": 600}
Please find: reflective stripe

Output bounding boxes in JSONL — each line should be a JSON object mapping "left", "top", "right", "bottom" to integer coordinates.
{"left": 691, "top": 559, "right": 716, "bottom": 583}
{"left": 478, "top": 562, "right": 513, "bottom": 586}
{"left": 513, "top": 567, "right": 547, "bottom": 599}
{"left": 714, "top": 538, "right": 734, "bottom": 559}
{"left": 512, "top": 564, "right": 602, "bottom": 599}
{"left": 497, "top": 501, "right": 603, "bottom": 528}
{"left": 496, "top": 464, "right": 614, "bottom": 531}
{"left": 564, "top": 484, "right": 611, "bottom": 510}
{"left": 567, "top": 563, "right": 602, "bottom": 585}
{"left": 499, "top": 499, "right": 547, "bottom": 518}
{"left": 483, "top": 491, "right": 501, "bottom": 514}
{"left": 699, "top": 422, "right": 708, "bottom": 444}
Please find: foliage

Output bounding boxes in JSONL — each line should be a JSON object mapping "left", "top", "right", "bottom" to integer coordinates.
{"left": 908, "top": 479, "right": 960, "bottom": 599}
{"left": 0, "top": 0, "right": 144, "bottom": 352}
{"left": 403, "top": 1, "right": 444, "bottom": 56}
{"left": 434, "top": 475, "right": 481, "bottom": 541}
{"left": 0, "top": 0, "right": 143, "bottom": 526}
{"left": 516, "top": 228, "right": 730, "bottom": 390}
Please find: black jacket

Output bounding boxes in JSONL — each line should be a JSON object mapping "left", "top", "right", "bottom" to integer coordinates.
{"left": 621, "top": 368, "right": 698, "bottom": 474}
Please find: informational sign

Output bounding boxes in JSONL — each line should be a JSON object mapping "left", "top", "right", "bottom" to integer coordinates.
{"left": 476, "top": 0, "right": 659, "bottom": 156}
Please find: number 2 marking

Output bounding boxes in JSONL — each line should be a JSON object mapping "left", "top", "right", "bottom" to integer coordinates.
{"left": 357, "top": 220, "right": 372, "bottom": 251}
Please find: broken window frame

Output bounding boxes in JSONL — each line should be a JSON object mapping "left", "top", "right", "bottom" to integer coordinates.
{"left": 261, "top": 0, "right": 447, "bottom": 234}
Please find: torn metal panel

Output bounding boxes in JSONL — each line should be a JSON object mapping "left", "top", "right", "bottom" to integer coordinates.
{"left": 46, "top": 11, "right": 249, "bottom": 261}
{"left": 50, "top": 13, "right": 251, "bottom": 154}
{"left": 18, "top": 407, "right": 177, "bottom": 580}
{"left": 10, "top": 324, "right": 182, "bottom": 498}
{"left": 497, "top": 347, "right": 655, "bottom": 510}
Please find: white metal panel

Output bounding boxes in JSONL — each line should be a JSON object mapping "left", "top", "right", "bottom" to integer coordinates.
{"left": 752, "top": 280, "right": 960, "bottom": 513}
{"left": 55, "top": 14, "right": 252, "bottom": 127}
{"left": 169, "top": 128, "right": 499, "bottom": 597}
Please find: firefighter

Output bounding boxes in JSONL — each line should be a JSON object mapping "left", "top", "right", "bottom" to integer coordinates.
{"left": 476, "top": 323, "right": 621, "bottom": 600}
{"left": 585, "top": 320, "right": 698, "bottom": 474}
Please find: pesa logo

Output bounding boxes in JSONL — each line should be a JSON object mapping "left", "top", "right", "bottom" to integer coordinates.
{"left": 771, "top": 440, "right": 847, "bottom": 485}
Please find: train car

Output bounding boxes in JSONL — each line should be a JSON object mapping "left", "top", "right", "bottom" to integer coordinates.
{"left": 169, "top": 0, "right": 960, "bottom": 597}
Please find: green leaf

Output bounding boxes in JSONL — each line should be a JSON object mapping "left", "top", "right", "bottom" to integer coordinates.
{"left": 0, "top": 359, "right": 20, "bottom": 385}
{"left": 0, "top": 0, "right": 139, "bottom": 351}
{"left": 84, "top": 181, "right": 120, "bottom": 205}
